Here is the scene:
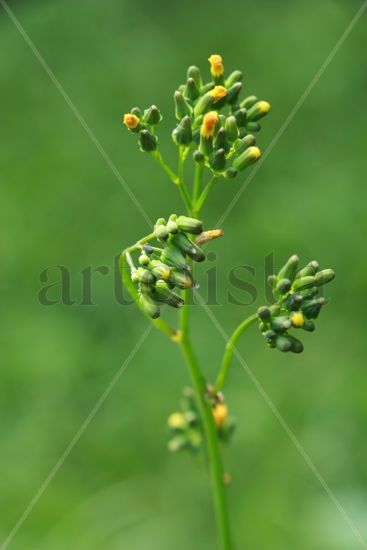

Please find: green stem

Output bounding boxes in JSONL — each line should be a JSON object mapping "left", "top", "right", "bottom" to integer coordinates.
{"left": 180, "top": 292, "right": 232, "bottom": 550}
{"left": 195, "top": 176, "right": 219, "bottom": 215}
{"left": 193, "top": 163, "right": 204, "bottom": 206}
{"left": 177, "top": 147, "right": 193, "bottom": 214}
{"left": 153, "top": 151, "right": 179, "bottom": 184}
{"left": 214, "top": 314, "right": 258, "bottom": 392}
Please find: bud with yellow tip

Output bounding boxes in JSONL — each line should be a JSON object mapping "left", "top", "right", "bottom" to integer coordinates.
{"left": 210, "top": 85, "right": 228, "bottom": 103}
{"left": 233, "top": 146, "right": 261, "bottom": 171}
{"left": 200, "top": 111, "right": 219, "bottom": 139}
{"left": 247, "top": 100, "right": 271, "bottom": 122}
{"left": 208, "top": 54, "right": 225, "bottom": 83}
{"left": 123, "top": 113, "right": 140, "bottom": 132}
{"left": 168, "top": 412, "right": 187, "bottom": 430}
{"left": 291, "top": 311, "right": 305, "bottom": 328}
{"left": 212, "top": 403, "right": 228, "bottom": 429}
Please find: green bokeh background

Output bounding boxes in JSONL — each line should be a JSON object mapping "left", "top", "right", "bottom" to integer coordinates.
{"left": 1, "top": 1, "right": 366, "bottom": 548}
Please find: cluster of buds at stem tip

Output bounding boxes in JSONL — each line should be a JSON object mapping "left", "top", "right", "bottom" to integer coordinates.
{"left": 257, "top": 255, "right": 335, "bottom": 353}
{"left": 171, "top": 54, "right": 270, "bottom": 179}
{"left": 125, "top": 215, "right": 223, "bottom": 319}
{"left": 167, "top": 387, "right": 235, "bottom": 453}
{"left": 122, "top": 54, "right": 270, "bottom": 178}
{"left": 123, "top": 104, "right": 162, "bottom": 152}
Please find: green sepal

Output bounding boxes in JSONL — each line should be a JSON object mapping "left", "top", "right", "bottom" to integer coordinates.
{"left": 210, "top": 148, "right": 226, "bottom": 172}
{"left": 143, "top": 105, "right": 162, "bottom": 125}
{"left": 276, "top": 278, "right": 292, "bottom": 294}
{"left": 161, "top": 245, "right": 187, "bottom": 270}
{"left": 240, "top": 95, "right": 258, "bottom": 109}
{"left": 186, "top": 77, "right": 200, "bottom": 101}
{"left": 154, "top": 224, "right": 169, "bottom": 241}
{"left": 226, "top": 82, "right": 242, "bottom": 105}
{"left": 153, "top": 280, "right": 184, "bottom": 308}
{"left": 224, "top": 167, "right": 238, "bottom": 179}
{"left": 278, "top": 255, "right": 299, "bottom": 282}
{"left": 187, "top": 65, "right": 202, "bottom": 90}
{"left": 233, "top": 108, "right": 247, "bottom": 127}
{"left": 138, "top": 292, "right": 160, "bottom": 319}
{"left": 169, "top": 270, "right": 193, "bottom": 289}
{"left": 245, "top": 121, "right": 261, "bottom": 132}
{"left": 224, "top": 116, "right": 239, "bottom": 142}
{"left": 292, "top": 276, "right": 317, "bottom": 292}
{"left": 193, "top": 150, "right": 205, "bottom": 165}
{"left": 225, "top": 70, "right": 243, "bottom": 88}
{"left": 296, "top": 261, "right": 319, "bottom": 278}
{"left": 172, "top": 116, "right": 193, "bottom": 146}
{"left": 176, "top": 216, "right": 203, "bottom": 234}
{"left": 315, "top": 269, "right": 335, "bottom": 286}
{"left": 235, "top": 134, "right": 256, "bottom": 154}
{"left": 301, "top": 297, "right": 326, "bottom": 319}
{"left": 232, "top": 146, "right": 260, "bottom": 171}
{"left": 214, "top": 128, "right": 230, "bottom": 153}
{"left": 174, "top": 91, "right": 193, "bottom": 120}
{"left": 139, "top": 129, "right": 157, "bottom": 152}
{"left": 194, "top": 92, "right": 214, "bottom": 117}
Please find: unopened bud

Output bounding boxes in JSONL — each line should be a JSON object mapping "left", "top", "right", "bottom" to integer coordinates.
{"left": 143, "top": 105, "right": 162, "bottom": 125}
{"left": 247, "top": 101, "right": 271, "bottom": 122}
{"left": 232, "top": 146, "right": 261, "bottom": 171}
{"left": 139, "top": 129, "right": 157, "bottom": 152}
{"left": 225, "top": 70, "right": 243, "bottom": 88}
{"left": 196, "top": 229, "right": 224, "bottom": 245}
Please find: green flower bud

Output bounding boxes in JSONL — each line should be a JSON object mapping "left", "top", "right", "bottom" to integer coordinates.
{"left": 224, "top": 167, "right": 238, "bottom": 179}
{"left": 292, "top": 276, "right": 316, "bottom": 292}
{"left": 139, "top": 293, "right": 160, "bottom": 319}
{"left": 149, "top": 260, "right": 171, "bottom": 281}
{"left": 154, "top": 224, "right": 169, "bottom": 241}
{"left": 247, "top": 101, "right": 271, "bottom": 122}
{"left": 226, "top": 82, "right": 242, "bottom": 105}
{"left": 143, "top": 105, "right": 162, "bottom": 125}
{"left": 267, "top": 274, "right": 277, "bottom": 288}
{"left": 214, "top": 128, "right": 230, "bottom": 153}
{"left": 225, "top": 70, "right": 243, "bottom": 88}
{"left": 284, "top": 294, "right": 303, "bottom": 311}
{"left": 193, "top": 149, "right": 205, "bottom": 165}
{"left": 138, "top": 254, "right": 150, "bottom": 266}
{"left": 302, "top": 320, "right": 315, "bottom": 332}
{"left": 161, "top": 245, "right": 187, "bottom": 270}
{"left": 176, "top": 215, "right": 203, "bottom": 234}
{"left": 232, "top": 146, "right": 261, "bottom": 171}
{"left": 199, "top": 134, "right": 213, "bottom": 156}
{"left": 271, "top": 316, "right": 292, "bottom": 332}
{"left": 170, "top": 232, "right": 205, "bottom": 262}
{"left": 235, "top": 134, "right": 256, "bottom": 154}
{"left": 187, "top": 65, "right": 202, "bottom": 89}
{"left": 287, "top": 335, "right": 304, "bottom": 353}
{"left": 168, "top": 434, "right": 188, "bottom": 452}
{"left": 240, "top": 95, "right": 258, "bottom": 109}
{"left": 257, "top": 306, "right": 271, "bottom": 321}
{"left": 210, "top": 148, "right": 226, "bottom": 172}
{"left": 275, "top": 335, "right": 293, "bottom": 352}
{"left": 174, "top": 91, "right": 193, "bottom": 120}
{"left": 154, "top": 280, "right": 184, "bottom": 308}
{"left": 172, "top": 116, "right": 192, "bottom": 146}
{"left": 166, "top": 219, "right": 178, "bottom": 234}
{"left": 186, "top": 77, "right": 200, "bottom": 101}
{"left": 139, "top": 129, "right": 157, "bottom": 152}
{"left": 278, "top": 254, "right": 299, "bottom": 282}
{"left": 315, "top": 269, "right": 335, "bottom": 286}
{"left": 169, "top": 270, "right": 193, "bottom": 289}
{"left": 139, "top": 268, "right": 155, "bottom": 284}
{"left": 131, "top": 269, "right": 139, "bottom": 284}
{"left": 224, "top": 116, "right": 239, "bottom": 142}
{"left": 296, "top": 260, "right": 319, "bottom": 278}
{"left": 194, "top": 92, "right": 215, "bottom": 117}
{"left": 131, "top": 106, "right": 142, "bottom": 118}
{"left": 245, "top": 121, "right": 261, "bottom": 132}
{"left": 233, "top": 108, "right": 247, "bottom": 127}
{"left": 276, "top": 278, "right": 292, "bottom": 294}
{"left": 301, "top": 297, "right": 326, "bottom": 319}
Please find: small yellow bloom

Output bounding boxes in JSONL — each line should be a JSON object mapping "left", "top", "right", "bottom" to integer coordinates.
{"left": 208, "top": 54, "right": 224, "bottom": 77}
{"left": 291, "top": 311, "right": 305, "bottom": 327}
{"left": 210, "top": 85, "right": 227, "bottom": 103}
{"left": 123, "top": 113, "right": 140, "bottom": 129}
{"left": 257, "top": 101, "right": 271, "bottom": 114}
{"left": 212, "top": 403, "right": 228, "bottom": 429}
{"left": 168, "top": 412, "right": 186, "bottom": 430}
{"left": 200, "top": 111, "right": 219, "bottom": 138}
{"left": 170, "top": 329, "right": 183, "bottom": 343}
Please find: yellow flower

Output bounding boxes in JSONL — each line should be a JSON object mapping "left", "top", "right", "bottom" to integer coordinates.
{"left": 208, "top": 54, "right": 224, "bottom": 77}
{"left": 200, "top": 111, "right": 219, "bottom": 138}
{"left": 210, "top": 85, "right": 227, "bottom": 103}
{"left": 257, "top": 101, "right": 271, "bottom": 114}
{"left": 291, "top": 311, "right": 305, "bottom": 328}
{"left": 123, "top": 113, "right": 140, "bottom": 129}
{"left": 168, "top": 412, "right": 186, "bottom": 430}
{"left": 212, "top": 403, "right": 228, "bottom": 428}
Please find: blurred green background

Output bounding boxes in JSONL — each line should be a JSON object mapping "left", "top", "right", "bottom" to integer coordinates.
{"left": 1, "top": 0, "right": 366, "bottom": 548}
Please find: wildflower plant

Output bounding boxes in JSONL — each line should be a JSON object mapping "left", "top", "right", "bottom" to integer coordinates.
{"left": 120, "top": 55, "right": 335, "bottom": 550}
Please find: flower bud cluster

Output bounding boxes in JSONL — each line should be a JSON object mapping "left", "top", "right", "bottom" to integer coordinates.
{"left": 258, "top": 255, "right": 335, "bottom": 353}
{"left": 122, "top": 55, "right": 271, "bottom": 178}
{"left": 123, "top": 105, "right": 163, "bottom": 152}
{"left": 167, "top": 387, "right": 235, "bottom": 453}
{"left": 171, "top": 54, "right": 271, "bottom": 178}
{"left": 129, "top": 215, "right": 222, "bottom": 319}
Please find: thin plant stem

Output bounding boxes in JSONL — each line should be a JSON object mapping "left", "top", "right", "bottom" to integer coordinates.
{"left": 180, "top": 289, "right": 232, "bottom": 550}
{"left": 195, "top": 175, "right": 219, "bottom": 215}
{"left": 214, "top": 314, "right": 258, "bottom": 392}
{"left": 193, "top": 163, "right": 204, "bottom": 205}
{"left": 153, "top": 151, "right": 179, "bottom": 184}
{"left": 177, "top": 146, "right": 193, "bottom": 214}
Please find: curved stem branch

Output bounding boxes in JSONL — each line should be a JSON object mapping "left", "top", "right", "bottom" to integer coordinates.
{"left": 214, "top": 314, "right": 258, "bottom": 392}
{"left": 180, "top": 291, "right": 232, "bottom": 550}
{"left": 193, "top": 163, "right": 204, "bottom": 206}
{"left": 195, "top": 175, "right": 219, "bottom": 215}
